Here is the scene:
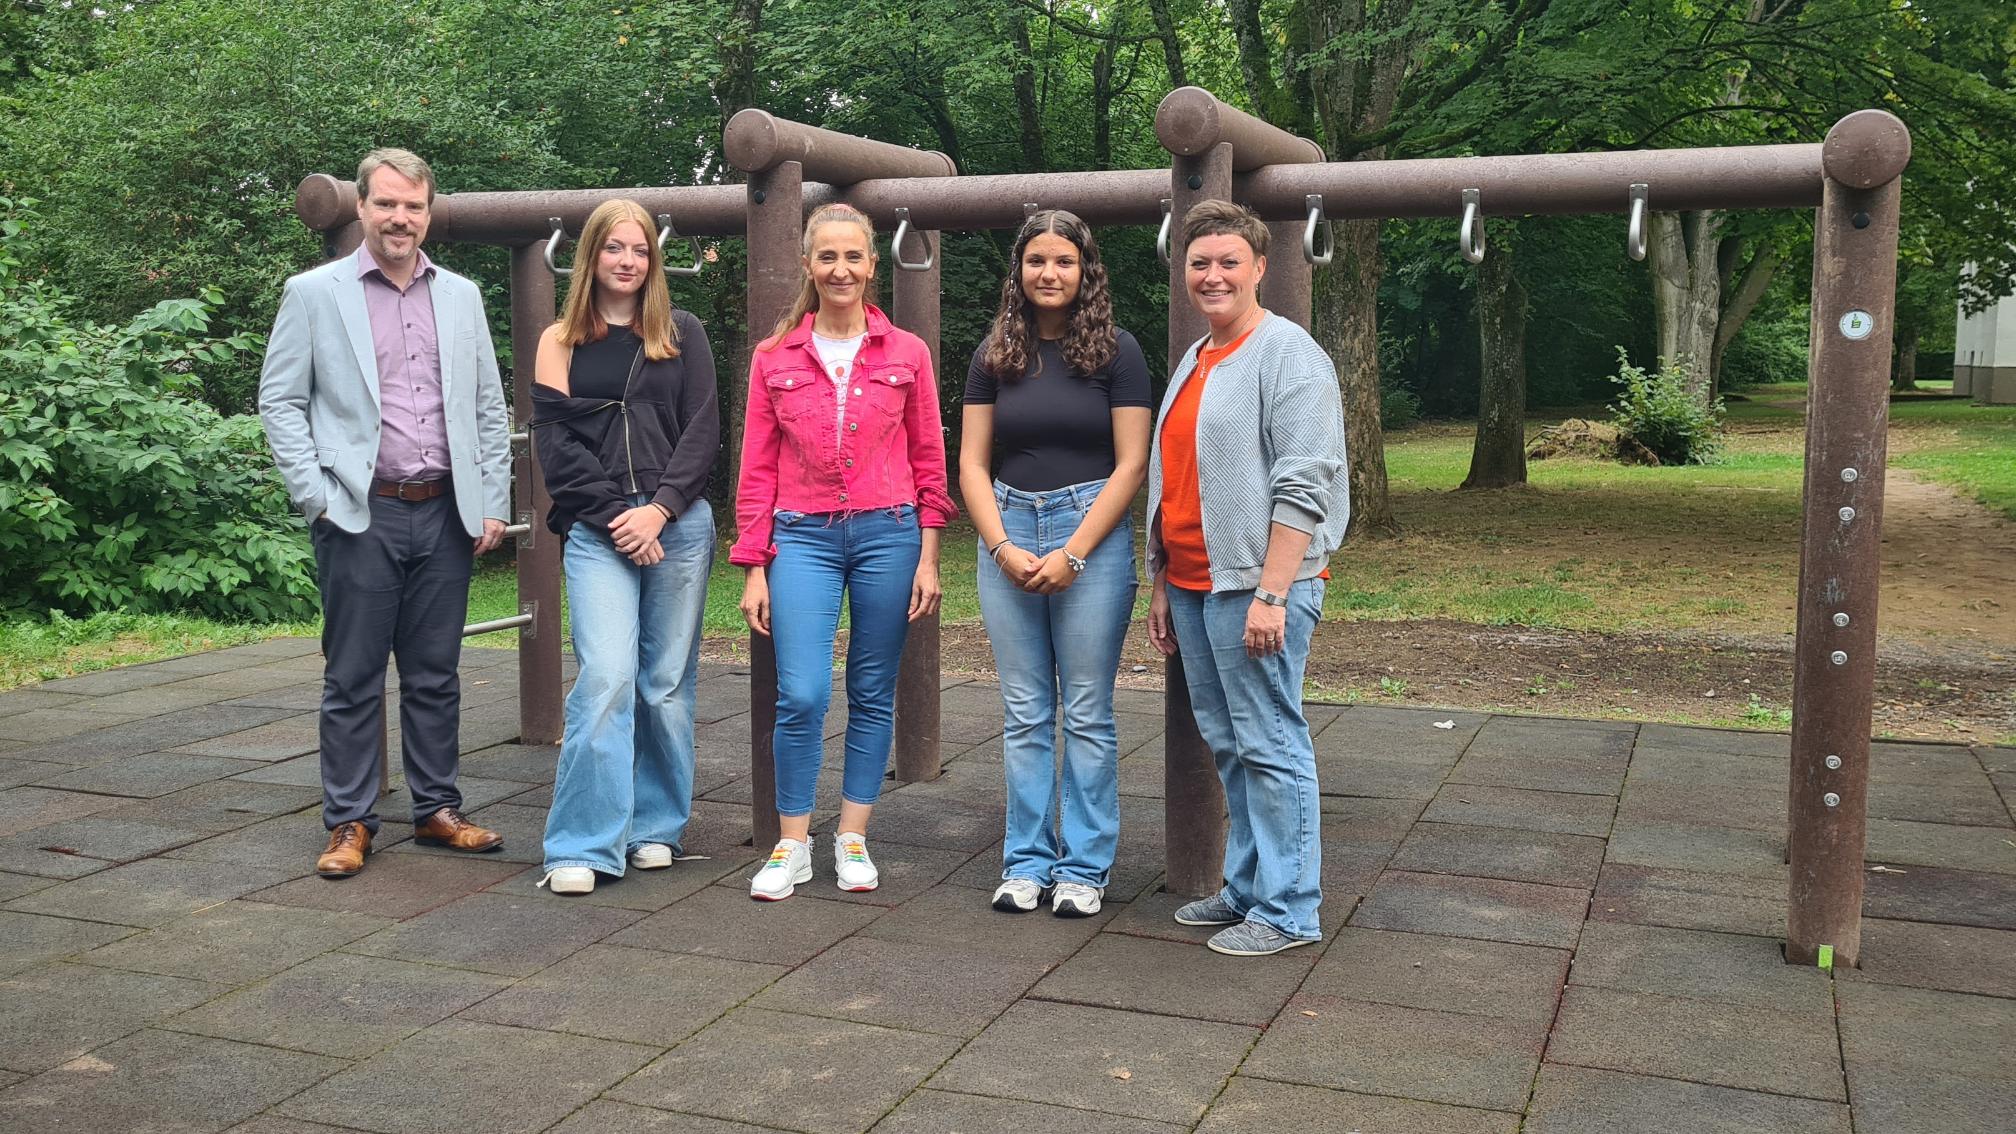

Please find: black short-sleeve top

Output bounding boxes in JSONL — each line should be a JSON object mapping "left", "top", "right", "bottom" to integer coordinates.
{"left": 963, "top": 330, "right": 1152, "bottom": 492}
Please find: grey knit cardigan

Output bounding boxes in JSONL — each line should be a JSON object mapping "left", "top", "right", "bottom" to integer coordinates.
{"left": 1146, "top": 313, "right": 1350, "bottom": 592}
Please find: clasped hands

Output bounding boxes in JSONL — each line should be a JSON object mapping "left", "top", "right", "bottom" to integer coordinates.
{"left": 609, "top": 504, "right": 668, "bottom": 565}
{"left": 993, "top": 543, "right": 1077, "bottom": 596}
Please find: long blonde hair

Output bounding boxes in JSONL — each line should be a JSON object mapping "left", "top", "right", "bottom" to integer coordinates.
{"left": 555, "top": 199, "right": 680, "bottom": 360}
{"left": 760, "top": 203, "right": 878, "bottom": 349}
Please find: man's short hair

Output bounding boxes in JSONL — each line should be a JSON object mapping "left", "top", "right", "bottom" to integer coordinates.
{"left": 355, "top": 148, "right": 436, "bottom": 202}
{"left": 1181, "top": 199, "right": 1269, "bottom": 259}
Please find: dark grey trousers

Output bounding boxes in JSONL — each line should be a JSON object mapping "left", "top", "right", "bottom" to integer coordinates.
{"left": 311, "top": 493, "right": 473, "bottom": 833}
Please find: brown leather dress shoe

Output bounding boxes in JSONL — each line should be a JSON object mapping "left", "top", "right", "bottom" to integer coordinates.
{"left": 317, "top": 822, "right": 372, "bottom": 878}
{"left": 414, "top": 807, "right": 504, "bottom": 852}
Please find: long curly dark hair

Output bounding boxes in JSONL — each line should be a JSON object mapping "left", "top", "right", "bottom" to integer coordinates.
{"left": 980, "top": 209, "right": 1117, "bottom": 381}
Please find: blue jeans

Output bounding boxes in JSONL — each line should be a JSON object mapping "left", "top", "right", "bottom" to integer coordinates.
{"left": 769, "top": 506, "right": 921, "bottom": 815}
{"left": 543, "top": 496, "right": 714, "bottom": 875}
{"left": 976, "top": 479, "right": 1137, "bottom": 887}
{"left": 1164, "top": 577, "right": 1325, "bottom": 940}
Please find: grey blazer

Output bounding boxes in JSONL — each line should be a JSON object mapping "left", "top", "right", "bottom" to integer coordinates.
{"left": 257, "top": 250, "right": 511, "bottom": 536}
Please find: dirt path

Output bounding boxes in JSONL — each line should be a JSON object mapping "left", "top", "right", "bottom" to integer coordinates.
{"left": 1879, "top": 469, "right": 2016, "bottom": 645}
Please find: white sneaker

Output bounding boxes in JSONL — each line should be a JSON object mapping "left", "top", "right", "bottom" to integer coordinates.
{"left": 1051, "top": 881, "right": 1103, "bottom": 917}
{"left": 833, "top": 831, "right": 879, "bottom": 892}
{"left": 992, "top": 878, "right": 1045, "bottom": 913}
{"left": 537, "top": 867, "right": 595, "bottom": 896}
{"left": 750, "top": 838, "right": 813, "bottom": 901}
{"left": 629, "top": 843, "right": 674, "bottom": 870}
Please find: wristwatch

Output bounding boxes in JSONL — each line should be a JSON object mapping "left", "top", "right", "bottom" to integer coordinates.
{"left": 1063, "top": 550, "right": 1088, "bottom": 574}
{"left": 1252, "top": 586, "right": 1288, "bottom": 608}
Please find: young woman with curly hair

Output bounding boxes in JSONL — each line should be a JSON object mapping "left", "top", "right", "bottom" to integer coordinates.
{"left": 959, "top": 209, "right": 1151, "bottom": 917}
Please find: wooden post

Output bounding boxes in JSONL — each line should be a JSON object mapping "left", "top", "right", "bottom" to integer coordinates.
{"left": 510, "top": 245, "right": 564, "bottom": 748}
{"left": 1162, "top": 142, "right": 1234, "bottom": 898}
{"left": 1785, "top": 112, "right": 1908, "bottom": 968}
{"left": 890, "top": 218, "right": 945, "bottom": 783}
{"left": 741, "top": 161, "right": 804, "bottom": 849}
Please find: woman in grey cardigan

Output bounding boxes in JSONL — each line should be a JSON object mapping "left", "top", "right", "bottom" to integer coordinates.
{"left": 1145, "top": 200, "right": 1349, "bottom": 956}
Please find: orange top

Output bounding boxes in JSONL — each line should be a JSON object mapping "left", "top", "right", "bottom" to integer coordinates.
{"left": 1159, "top": 328, "right": 1255, "bottom": 591}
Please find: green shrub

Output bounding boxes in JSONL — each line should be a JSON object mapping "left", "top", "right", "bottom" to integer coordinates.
{"left": 1606, "top": 348, "right": 1725, "bottom": 465}
{"left": 1720, "top": 313, "right": 1809, "bottom": 389}
{"left": 0, "top": 200, "right": 316, "bottom": 620}
{"left": 1382, "top": 385, "right": 1424, "bottom": 429}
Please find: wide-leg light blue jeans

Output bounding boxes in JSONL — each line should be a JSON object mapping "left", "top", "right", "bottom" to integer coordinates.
{"left": 542, "top": 496, "right": 714, "bottom": 876}
{"left": 768, "top": 505, "right": 922, "bottom": 816}
{"left": 976, "top": 479, "right": 1137, "bottom": 888}
{"left": 1164, "top": 577, "right": 1326, "bottom": 940}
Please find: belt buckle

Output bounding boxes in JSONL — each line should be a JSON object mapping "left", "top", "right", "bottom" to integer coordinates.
{"left": 396, "top": 480, "right": 430, "bottom": 501}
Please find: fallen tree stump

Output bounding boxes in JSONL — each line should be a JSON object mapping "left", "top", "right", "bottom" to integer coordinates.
{"left": 1526, "top": 418, "right": 1662, "bottom": 465}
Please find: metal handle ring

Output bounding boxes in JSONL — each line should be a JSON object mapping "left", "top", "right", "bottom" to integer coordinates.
{"left": 1627, "top": 183, "right": 1649, "bottom": 262}
{"left": 543, "top": 218, "right": 572, "bottom": 277}
{"left": 656, "top": 214, "right": 704, "bottom": 278}
{"left": 892, "top": 207, "right": 935, "bottom": 272}
{"left": 1156, "top": 199, "right": 1173, "bottom": 266}
{"left": 1303, "top": 194, "right": 1334, "bottom": 266}
{"left": 1459, "top": 189, "right": 1485, "bottom": 264}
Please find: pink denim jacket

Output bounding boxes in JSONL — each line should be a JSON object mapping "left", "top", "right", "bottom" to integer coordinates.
{"left": 731, "top": 305, "right": 957, "bottom": 567}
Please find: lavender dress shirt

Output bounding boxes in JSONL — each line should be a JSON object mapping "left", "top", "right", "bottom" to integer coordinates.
{"left": 356, "top": 245, "right": 452, "bottom": 482}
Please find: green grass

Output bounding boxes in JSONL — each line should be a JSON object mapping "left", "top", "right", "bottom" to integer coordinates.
{"left": 1891, "top": 405, "right": 2016, "bottom": 520}
{"left": 0, "top": 610, "right": 317, "bottom": 688}
{"left": 1734, "top": 382, "right": 2016, "bottom": 518}
{"left": 6, "top": 392, "right": 2010, "bottom": 689}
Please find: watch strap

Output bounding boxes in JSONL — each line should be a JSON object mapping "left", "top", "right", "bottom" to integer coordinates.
{"left": 1252, "top": 586, "right": 1289, "bottom": 607}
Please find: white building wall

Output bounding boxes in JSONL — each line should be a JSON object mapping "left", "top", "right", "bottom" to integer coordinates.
{"left": 1953, "top": 267, "right": 2014, "bottom": 402}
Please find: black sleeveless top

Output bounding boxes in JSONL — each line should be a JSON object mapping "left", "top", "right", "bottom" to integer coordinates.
{"left": 569, "top": 323, "right": 641, "bottom": 399}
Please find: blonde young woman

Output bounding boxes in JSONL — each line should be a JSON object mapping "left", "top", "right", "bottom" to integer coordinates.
{"left": 733, "top": 203, "right": 955, "bottom": 900}
{"left": 531, "top": 200, "right": 719, "bottom": 896}
{"left": 960, "top": 210, "right": 1150, "bottom": 917}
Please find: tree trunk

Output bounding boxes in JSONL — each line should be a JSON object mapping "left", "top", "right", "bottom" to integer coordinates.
{"left": 1892, "top": 323, "right": 1920, "bottom": 391}
{"left": 1711, "top": 241, "right": 1784, "bottom": 392}
{"left": 712, "top": 0, "right": 763, "bottom": 488}
{"left": 1146, "top": 0, "right": 1187, "bottom": 87}
{"left": 1462, "top": 239, "right": 1528, "bottom": 489}
{"left": 1225, "top": 0, "right": 1281, "bottom": 114}
{"left": 1649, "top": 209, "right": 1723, "bottom": 402}
{"left": 1300, "top": 0, "right": 1410, "bottom": 537}
{"left": 1091, "top": 31, "right": 1117, "bottom": 171}
{"left": 1320, "top": 218, "right": 1398, "bottom": 534}
{"left": 1009, "top": 7, "right": 1045, "bottom": 171}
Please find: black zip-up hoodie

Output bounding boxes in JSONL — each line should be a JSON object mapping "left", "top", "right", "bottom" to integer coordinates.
{"left": 531, "top": 309, "right": 720, "bottom": 536}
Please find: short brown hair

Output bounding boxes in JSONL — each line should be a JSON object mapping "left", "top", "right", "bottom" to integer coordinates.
{"left": 356, "top": 148, "right": 436, "bottom": 203}
{"left": 1181, "top": 199, "right": 1268, "bottom": 259}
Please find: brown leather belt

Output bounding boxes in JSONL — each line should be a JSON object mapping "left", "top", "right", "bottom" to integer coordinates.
{"left": 370, "top": 477, "right": 451, "bottom": 501}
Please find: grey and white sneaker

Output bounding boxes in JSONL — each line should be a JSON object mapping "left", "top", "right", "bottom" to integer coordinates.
{"left": 1206, "top": 919, "right": 1315, "bottom": 956}
{"left": 833, "top": 831, "right": 879, "bottom": 892}
{"left": 1173, "top": 893, "right": 1243, "bottom": 926}
{"left": 750, "top": 837, "right": 813, "bottom": 901}
{"left": 1051, "top": 881, "right": 1103, "bottom": 918}
{"left": 991, "top": 878, "right": 1045, "bottom": 912}
{"left": 628, "top": 843, "right": 674, "bottom": 870}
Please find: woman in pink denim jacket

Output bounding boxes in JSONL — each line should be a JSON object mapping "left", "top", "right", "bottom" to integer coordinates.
{"left": 732, "top": 202, "right": 957, "bottom": 900}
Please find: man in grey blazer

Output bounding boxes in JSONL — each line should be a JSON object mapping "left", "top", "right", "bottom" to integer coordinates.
{"left": 259, "top": 148, "right": 510, "bottom": 877}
